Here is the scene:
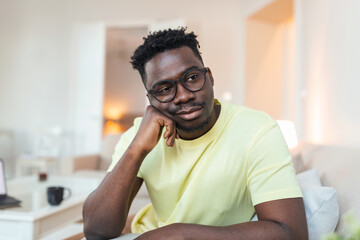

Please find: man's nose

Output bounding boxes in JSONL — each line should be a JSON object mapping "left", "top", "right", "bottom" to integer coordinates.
{"left": 172, "top": 81, "right": 195, "bottom": 104}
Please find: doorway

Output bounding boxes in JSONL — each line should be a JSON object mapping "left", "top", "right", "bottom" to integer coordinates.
{"left": 70, "top": 20, "right": 185, "bottom": 155}
{"left": 103, "top": 27, "right": 148, "bottom": 135}
{"left": 244, "top": 0, "right": 295, "bottom": 121}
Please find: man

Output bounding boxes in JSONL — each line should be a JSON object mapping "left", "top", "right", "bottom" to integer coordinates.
{"left": 83, "top": 28, "right": 308, "bottom": 240}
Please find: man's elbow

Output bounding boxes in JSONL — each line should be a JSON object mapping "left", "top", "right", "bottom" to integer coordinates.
{"left": 268, "top": 219, "right": 308, "bottom": 240}
{"left": 82, "top": 202, "right": 124, "bottom": 239}
{"left": 274, "top": 220, "right": 308, "bottom": 240}
{"left": 83, "top": 221, "right": 123, "bottom": 240}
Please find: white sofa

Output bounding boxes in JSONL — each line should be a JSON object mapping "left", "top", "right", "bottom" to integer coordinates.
{"left": 72, "top": 134, "right": 122, "bottom": 172}
{"left": 71, "top": 138, "right": 360, "bottom": 237}
{"left": 290, "top": 142, "right": 360, "bottom": 232}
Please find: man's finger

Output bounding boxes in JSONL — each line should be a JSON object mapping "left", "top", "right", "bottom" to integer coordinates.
{"left": 163, "top": 119, "right": 177, "bottom": 147}
{"left": 168, "top": 123, "right": 177, "bottom": 147}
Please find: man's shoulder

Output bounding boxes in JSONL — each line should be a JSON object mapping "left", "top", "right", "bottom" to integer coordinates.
{"left": 221, "top": 101, "right": 275, "bottom": 126}
{"left": 116, "top": 117, "right": 143, "bottom": 142}
{"left": 133, "top": 117, "right": 143, "bottom": 128}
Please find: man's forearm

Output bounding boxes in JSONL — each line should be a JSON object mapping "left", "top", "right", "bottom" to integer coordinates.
{"left": 178, "top": 221, "right": 293, "bottom": 240}
{"left": 136, "top": 221, "right": 306, "bottom": 240}
{"left": 83, "top": 145, "right": 146, "bottom": 239}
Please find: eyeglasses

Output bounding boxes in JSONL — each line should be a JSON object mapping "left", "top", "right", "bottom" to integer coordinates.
{"left": 147, "top": 68, "right": 208, "bottom": 103}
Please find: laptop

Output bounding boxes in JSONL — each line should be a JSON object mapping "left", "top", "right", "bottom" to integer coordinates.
{"left": 0, "top": 159, "right": 21, "bottom": 209}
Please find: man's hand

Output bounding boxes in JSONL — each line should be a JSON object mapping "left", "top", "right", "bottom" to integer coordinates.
{"left": 132, "top": 105, "right": 178, "bottom": 154}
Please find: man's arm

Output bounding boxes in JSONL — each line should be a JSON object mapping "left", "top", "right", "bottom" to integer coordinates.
{"left": 134, "top": 197, "right": 308, "bottom": 240}
{"left": 83, "top": 105, "right": 177, "bottom": 239}
{"left": 82, "top": 151, "right": 144, "bottom": 239}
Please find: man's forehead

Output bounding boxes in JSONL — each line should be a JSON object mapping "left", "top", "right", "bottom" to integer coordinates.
{"left": 144, "top": 47, "right": 203, "bottom": 87}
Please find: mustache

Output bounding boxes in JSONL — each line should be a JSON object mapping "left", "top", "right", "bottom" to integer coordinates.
{"left": 168, "top": 102, "right": 206, "bottom": 116}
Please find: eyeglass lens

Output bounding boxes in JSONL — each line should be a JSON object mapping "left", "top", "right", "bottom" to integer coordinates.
{"left": 152, "top": 69, "right": 206, "bottom": 102}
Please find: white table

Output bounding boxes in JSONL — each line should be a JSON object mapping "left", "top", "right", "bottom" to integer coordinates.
{"left": 0, "top": 174, "right": 105, "bottom": 240}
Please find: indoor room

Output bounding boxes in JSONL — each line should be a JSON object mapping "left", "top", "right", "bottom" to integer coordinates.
{"left": 0, "top": 0, "right": 359, "bottom": 239}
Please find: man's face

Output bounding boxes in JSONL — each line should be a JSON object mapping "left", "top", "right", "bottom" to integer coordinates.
{"left": 144, "top": 46, "right": 215, "bottom": 137}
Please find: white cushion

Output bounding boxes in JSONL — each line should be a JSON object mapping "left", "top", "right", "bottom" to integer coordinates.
{"left": 301, "top": 144, "right": 360, "bottom": 231}
{"left": 296, "top": 169, "right": 321, "bottom": 187}
{"left": 82, "top": 233, "right": 141, "bottom": 240}
{"left": 109, "top": 233, "right": 140, "bottom": 240}
{"left": 251, "top": 169, "right": 339, "bottom": 240}
{"left": 297, "top": 170, "right": 339, "bottom": 240}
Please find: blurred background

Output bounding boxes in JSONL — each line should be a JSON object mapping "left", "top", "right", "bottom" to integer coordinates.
{"left": 1, "top": 0, "right": 359, "bottom": 178}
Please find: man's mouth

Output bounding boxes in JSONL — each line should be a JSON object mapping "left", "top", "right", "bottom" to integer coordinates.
{"left": 176, "top": 106, "right": 203, "bottom": 120}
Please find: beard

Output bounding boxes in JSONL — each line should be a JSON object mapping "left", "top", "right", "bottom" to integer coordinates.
{"left": 175, "top": 114, "right": 212, "bottom": 133}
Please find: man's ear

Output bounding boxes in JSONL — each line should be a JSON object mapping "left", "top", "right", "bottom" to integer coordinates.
{"left": 207, "top": 68, "right": 214, "bottom": 86}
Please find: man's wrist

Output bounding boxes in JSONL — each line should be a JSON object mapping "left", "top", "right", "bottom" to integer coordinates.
{"left": 127, "top": 141, "right": 151, "bottom": 160}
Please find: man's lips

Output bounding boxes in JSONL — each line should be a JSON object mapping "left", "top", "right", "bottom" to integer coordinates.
{"left": 176, "top": 106, "right": 203, "bottom": 120}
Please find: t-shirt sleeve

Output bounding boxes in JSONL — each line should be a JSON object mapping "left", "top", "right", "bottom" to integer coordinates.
{"left": 107, "top": 117, "right": 144, "bottom": 178}
{"left": 246, "top": 118, "right": 302, "bottom": 206}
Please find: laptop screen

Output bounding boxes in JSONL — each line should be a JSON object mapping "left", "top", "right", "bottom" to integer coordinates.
{"left": 0, "top": 160, "right": 7, "bottom": 195}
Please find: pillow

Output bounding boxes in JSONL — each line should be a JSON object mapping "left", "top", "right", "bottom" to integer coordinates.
{"left": 291, "top": 151, "right": 306, "bottom": 173}
{"left": 81, "top": 233, "right": 141, "bottom": 240}
{"left": 108, "top": 233, "right": 141, "bottom": 240}
{"left": 296, "top": 169, "right": 321, "bottom": 187}
{"left": 297, "top": 170, "right": 339, "bottom": 240}
{"left": 251, "top": 169, "right": 339, "bottom": 240}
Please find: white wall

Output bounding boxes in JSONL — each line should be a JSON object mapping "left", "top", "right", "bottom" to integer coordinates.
{"left": 0, "top": 0, "right": 244, "bottom": 176}
{"left": 245, "top": 20, "right": 283, "bottom": 119}
{"left": 241, "top": 0, "right": 274, "bottom": 17}
{"left": 244, "top": 19, "right": 296, "bottom": 121}
{"left": 71, "top": 23, "right": 106, "bottom": 155}
{"left": 0, "top": 0, "right": 70, "bottom": 137}
{"left": 243, "top": 0, "right": 297, "bottom": 123}
{"left": 301, "top": 0, "right": 360, "bottom": 149}
{"left": 0, "top": 1, "right": 71, "bottom": 176}
{"left": 242, "top": 0, "right": 360, "bottom": 149}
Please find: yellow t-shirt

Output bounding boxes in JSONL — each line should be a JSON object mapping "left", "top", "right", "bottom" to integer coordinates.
{"left": 107, "top": 101, "right": 302, "bottom": 233}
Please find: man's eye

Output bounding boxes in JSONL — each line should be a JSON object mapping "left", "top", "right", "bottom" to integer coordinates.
{"left": 187, "top": 74, "right": 199, "bottom": 81}
{"left": 156, "top": 86, "right": 171, "bottom": 94}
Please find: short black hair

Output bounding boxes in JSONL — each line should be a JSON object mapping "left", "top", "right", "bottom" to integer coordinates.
{"left": 130, "top": 27, "right": 203, "bottom": 86}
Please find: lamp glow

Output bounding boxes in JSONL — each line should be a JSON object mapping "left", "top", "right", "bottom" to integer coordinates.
{"left": 276, "top": 120, "right": 298, "bottom": 149}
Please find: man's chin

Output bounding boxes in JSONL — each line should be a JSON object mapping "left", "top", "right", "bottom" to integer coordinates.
{"left": 176, "top": 116, "right": 211, "bottom": 133}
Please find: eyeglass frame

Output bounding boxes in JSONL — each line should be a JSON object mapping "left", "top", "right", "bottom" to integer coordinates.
{"left": 146, "top": 67, "right": 208, "bottom": 103}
